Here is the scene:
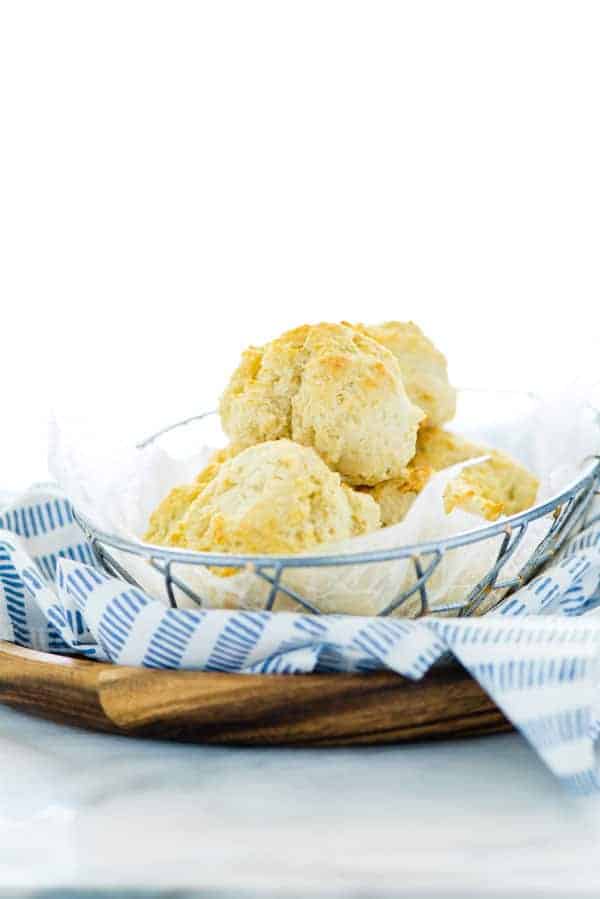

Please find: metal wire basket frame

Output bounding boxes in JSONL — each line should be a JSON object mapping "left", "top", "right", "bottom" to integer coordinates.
{"left": 72, "top": 411, "right": 600, "bottom": 619}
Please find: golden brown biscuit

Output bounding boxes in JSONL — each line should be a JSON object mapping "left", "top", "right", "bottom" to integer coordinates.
{"left": 413, "top": 426, "right": 483, "bottom": 469}
{"left": 193, "top": 447, "right": 238, "bottom": 490}
{"left": 145, "top": 440, "right": 381, "bottom": 563}
{"left": 144, "top": 482, "right": 204, "bottom": 545}
{"left": 364, "top": 428, "right": 538, "bottom": 525}
{"left": 444, "top": 453, "right": 539, "bottom": 521}
{"left": 144, "top": 447, "right": 237, "bottom": 545}
{"left": 361, "top": 462, "right": 432, "bottom": 527}
{"left": 219, "top": 323, "right": 424, "bottom": 485}
{"left": 353, "top": 321, "right": 456, "bottom": 427}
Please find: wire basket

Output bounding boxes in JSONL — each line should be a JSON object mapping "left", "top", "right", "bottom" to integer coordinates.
{"left": 72, "top": 403, "right": 600, "bottom": 619}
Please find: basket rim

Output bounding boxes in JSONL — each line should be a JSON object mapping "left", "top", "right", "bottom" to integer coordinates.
{"left": 72, "top": 433, "right": 600, "bottom": 570}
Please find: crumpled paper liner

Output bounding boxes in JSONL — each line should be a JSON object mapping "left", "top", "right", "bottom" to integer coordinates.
{"left": 49, "top": 385, "right": 600, "bottom": 616}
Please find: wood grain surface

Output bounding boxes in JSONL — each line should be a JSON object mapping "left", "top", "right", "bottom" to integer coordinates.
{"left": 0, "top": 640, "right": 512, "bottom": 745}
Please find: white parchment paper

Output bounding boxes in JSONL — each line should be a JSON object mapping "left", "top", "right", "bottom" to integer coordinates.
{"left": 49, "top": 386, "right": 600, "bottom": 616}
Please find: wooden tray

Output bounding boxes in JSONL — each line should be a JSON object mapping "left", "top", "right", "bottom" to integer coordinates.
{"left": 0, "top": 640, "right": 511, "bottom": 745}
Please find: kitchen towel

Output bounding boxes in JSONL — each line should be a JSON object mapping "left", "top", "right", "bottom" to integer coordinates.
{"left": 2, "top": 485, "right": 600, "bottom": 792}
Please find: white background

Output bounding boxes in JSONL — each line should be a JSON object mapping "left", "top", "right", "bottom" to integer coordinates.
{"left": 1, "top": 0, "right": 599, "bottom": 490}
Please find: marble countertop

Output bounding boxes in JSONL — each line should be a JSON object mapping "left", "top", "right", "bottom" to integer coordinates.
{"left": 2, "top": 705, "right": 600, "bottom": 898}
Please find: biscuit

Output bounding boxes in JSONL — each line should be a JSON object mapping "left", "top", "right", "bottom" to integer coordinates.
{"left": 444, "top": 452, "right": 540, "bottom": 521}
{"left": 145, "top": 439, "right": 381, "bottom": 562}
{"left": 364, "top": 428, "right": 538, "bottom": 525}
{"left": 413, "top": 426, "right": 484, "bottom": 470}
{"left": 353, "top": 321, "right": 456, "bottom": 427}
{"left": 219, "top": 323, "right": 424, "bottom": 485}
{"left": 145, "top": 482, "right": 204, "bottom": 545}
{"left": 361, "top": 461, "right": 432, "bottom": 527}
{"left": 144, "top": 447, "right": 237, "bottom": 545}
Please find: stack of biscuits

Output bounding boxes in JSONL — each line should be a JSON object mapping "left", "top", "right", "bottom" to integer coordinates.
{"left": 145, "top": 322, "right": 539, "bottom": 564}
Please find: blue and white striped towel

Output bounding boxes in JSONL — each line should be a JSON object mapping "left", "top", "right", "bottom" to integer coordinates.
{"left": 2, "top": 486, "right": 600, "bottom": 792}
